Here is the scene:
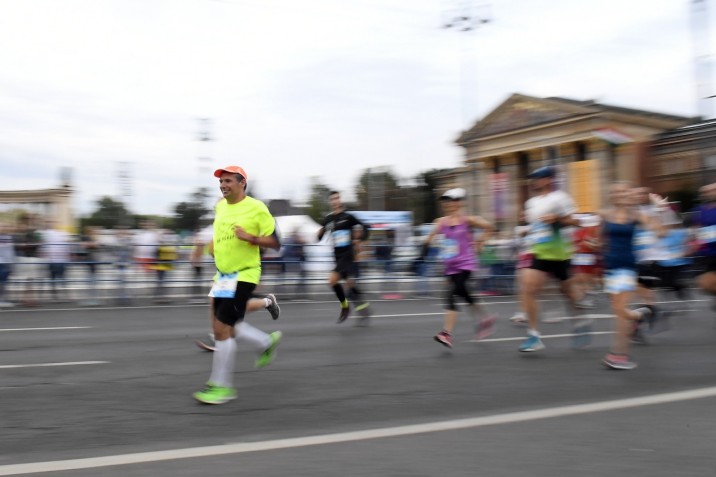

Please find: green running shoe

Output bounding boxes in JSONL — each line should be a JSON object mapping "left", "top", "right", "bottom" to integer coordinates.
{"left": 193, "top": 382, "right": 237, "bottom": 404}
{"left": 256, "top": 331, "right": 282, "bottom": 368}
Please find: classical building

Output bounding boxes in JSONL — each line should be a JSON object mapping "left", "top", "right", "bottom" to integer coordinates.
{"left": 0, "top": 185, "right": 75, "bottom": 231}
{"left": 450, "top": 93, "right": 695, "bottom": 228}
{"left": 647, "top": 119, "right": 716, "bottom": 198}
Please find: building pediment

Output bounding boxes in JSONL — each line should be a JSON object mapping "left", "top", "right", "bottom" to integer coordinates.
{"left": 457, "top": 94, "right": 597, "bottom": 144}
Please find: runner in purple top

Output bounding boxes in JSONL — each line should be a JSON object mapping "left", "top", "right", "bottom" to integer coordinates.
{"left": 693, "top": 182, "right": 716, "bottom": 314}
{"left": 422, "top": 188, "right": 497, "bottom": 348}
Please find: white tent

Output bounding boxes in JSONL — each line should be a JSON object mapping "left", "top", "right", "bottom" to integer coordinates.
{"left": 274, "top": 215, "right": 322, "bottom": 244}
{"left": 275, "top": 215, "right": 332, "bottom": 272}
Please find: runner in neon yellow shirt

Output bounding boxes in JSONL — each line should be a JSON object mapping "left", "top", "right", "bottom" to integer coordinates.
{"left": 193, "top": 165, "right": 283, "bottom": 405}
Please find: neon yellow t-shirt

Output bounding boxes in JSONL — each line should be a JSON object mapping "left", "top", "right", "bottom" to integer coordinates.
{"left": 213, "top": 196, "right": 276, "bottom": 284}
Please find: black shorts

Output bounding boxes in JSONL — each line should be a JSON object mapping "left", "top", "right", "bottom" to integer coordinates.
{"left": 637, "top": 262, "right": 660, "bottom": 288}
{"left": 213, "top": 281, "right": 257, "bottom": 327}
{"left": 528, "top": 258, "right": 571, "bottom": 282}
{"left": 334, "top": 254, "right": 358, "bottom": 280}
{"left": 696, "top": 255, "right": 716, "bottom": 275}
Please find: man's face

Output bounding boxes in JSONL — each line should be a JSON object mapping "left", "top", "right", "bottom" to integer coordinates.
{"left": 218, "top": 173, "right": 245, "bottom": 200}
{"left": 329, "top": 193, "right": 342, "bottom": 211}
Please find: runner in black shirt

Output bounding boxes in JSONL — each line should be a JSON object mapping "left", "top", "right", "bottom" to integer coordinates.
{"left": 317, "top": 190, "right": 371, "bottom": 324}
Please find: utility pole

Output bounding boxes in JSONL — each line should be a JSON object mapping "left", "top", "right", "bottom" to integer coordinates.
{"left": 443, "top": 1, "right": 491, "bottom": 125}
{"left": 443, "top": 1, "right": 491, "bottom": 216}
{"left": 116, "top": 161, "right": 133, "bottom": 226}
{"left": 197, "top": 118, "right": 213, "bottom": 178}
{"left": 691, "top": 0, "right": 714, "bottom": 119}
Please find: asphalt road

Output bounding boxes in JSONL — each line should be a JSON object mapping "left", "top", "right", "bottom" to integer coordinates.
{"left": 1, "top": 290, "right": 716, "bottom": 476}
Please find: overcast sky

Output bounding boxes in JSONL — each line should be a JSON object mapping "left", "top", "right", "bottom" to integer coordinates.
{"left": 0, "top": 0, "right": 713, "bottom": 216}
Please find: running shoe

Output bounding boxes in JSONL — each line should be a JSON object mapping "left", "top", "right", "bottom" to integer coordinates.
{"left": 195, "top": 332, "right": 217, "bottom": 351}
{"left": 575, "top": 298, "right": 595, "bottom": 309}
{"left": 256, "top": 331, "right": 282, "bottom": 368}
{"left": 266, "top": 294, "right": 280, "bottom": 320}
{"left": 571, "top": 318, "right": 593, "bottom": 348}
{"left": 337, "top": 305, "right": 351, "bottom": 324}
{"left": 633, "top": 305, "right": 655, "bottom": 326}
{"left": 509, "top": 312, "right": 527, "bottom": 325}
{"left": 630, "top": 323, "right": 648, "bottom": 345}
{"left": 602, "top": 353, "right": 637, "bottom": 370}
{"left": 193, "top": 382, "right": 237, "bottom": 404}
{"left": 518, "top": 335, "right": 545, "bottom": 352}
{"left": 434, "top": 330, "right": 453, "bottom": 348}
{"left": 354, "top": 302, "right": 371, "bottom": 327}
{"left": 475, "top": 314, "right": 497, "bottom": 340}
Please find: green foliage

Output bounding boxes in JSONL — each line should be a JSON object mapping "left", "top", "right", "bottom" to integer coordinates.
{"left": 306, "top": 178, "right": 331, "bottom": 223}
{"left": 354, "top": 168, "right": 401, "bottom": 210}
{"left": 82, "top": 196, "right": 131, "bottom": 229}
{"left": 172, "top": 187, "right": 211, "bottom": 232}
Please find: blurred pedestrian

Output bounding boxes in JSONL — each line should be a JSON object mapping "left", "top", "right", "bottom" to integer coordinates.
{"left": 517, "top": 166, "right": 583, "bottom": 352}
{"left": 0, "top": 222, "right": 16, "bottom": 307}
{"left": 375, "top": 231, "right": 394, "bottom": 276}
{"left": 283, "top": 227, "right": 307, "bottom": 298}
{"left": 598, "top": 183, "right": 665, "bottom": 370}
{"left": 317, "top": 190, "right": 372, "bottom": 325}
{"left": 508, "top": 213, "right": 531, "bottom": 325}
{"left": 152, "top": 229, "right": 177, "bottom": 304}
{"left": 653, "top": 211, "right": 692, "bottom": 308}
{"left": 693, "top": 182, "right": 716, "bottom": 315}
{"left": 632, "top": 187, "right": 663, "bottom": 318}
{"left": 193, "top": 165, "right": 282, "bottom": 405}
{"left": 13, "top": 213, "right": 42, "bottom": 307}
{"left": 189, "top": 225, "right": 213, "bottom": 303}
{"left": 40, "top": 220, "right": 73, "bottom": 301}
{"left": 133, "top": 220, "right": 159, "bottom": 271}
{"left": 572, "top": 214, "right": 602, "bottom": 309}
{"left": 76, "top": 226, "right": 100, "bottom": 305}
{"left": 190, "top": 220, "right": 280, "bottom": 352}
{"left": 114, "top": 227, "right": 133, "bottom": 306}
{"left": 423, "top": 187, "right": 497, "bottom": 348}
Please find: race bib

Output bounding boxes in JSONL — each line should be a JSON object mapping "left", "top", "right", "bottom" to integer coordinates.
{"left": 332, "top": 229, "right": 351, "bottom": 247}
{"left": 528, "top": 222, "right": 552, "bottom": 246}
{"left": 605, "top": 269, "right": 637, "bottom": 294}
{"left": 572, "top": 253, "right": 596, "bottom": 266}
{"left": 209, "top": 272, "right": 239, "bottom": 298}
{"left": 698, "top": 225, "right": 716, "bottom": 244}
{"left": 440, "top": 238, "right": 459, "bottom": 260}
{"left": 633, "top": 230, "right": 656, "bottom": 247}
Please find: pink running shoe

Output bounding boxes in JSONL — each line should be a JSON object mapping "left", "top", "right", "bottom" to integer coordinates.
{"left": 476, "top": 314, "right": 497, "bottom": 340}
{"left": 433, "top": 330, "right": 453, "bottom": 348}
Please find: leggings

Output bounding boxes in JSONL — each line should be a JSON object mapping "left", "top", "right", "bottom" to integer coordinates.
{"left": 445, "top": 270, "right": 474, "bottom": 311}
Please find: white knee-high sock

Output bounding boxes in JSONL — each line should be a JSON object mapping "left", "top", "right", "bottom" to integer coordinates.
{"left": 209, "top": 338, "right": 236, "bottom": 388}
{"left": 235, "top": 322, "right": 271, "bottom": 352}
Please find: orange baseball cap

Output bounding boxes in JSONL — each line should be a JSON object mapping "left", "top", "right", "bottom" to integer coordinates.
{"left": 214, "top": 165, "right": 248, "bottom": 181}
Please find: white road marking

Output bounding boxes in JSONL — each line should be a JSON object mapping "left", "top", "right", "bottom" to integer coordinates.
{"left": 0, "top": 361, "right": 108, "bottom": 370}
{"left": 469, "top": 330, "right": 615, "bottom": 343}
{"left": 1, "top": 386, "right": 715, "bottom": 475}
{"left": 0, "top": 327, "right": 90, "bottom": 332}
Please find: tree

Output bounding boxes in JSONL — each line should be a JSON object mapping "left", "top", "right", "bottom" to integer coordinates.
{"left": 414, "top": 169, "right": 451, "bottom": 224}
{"left": 172, "top": 187, "right": 211, "bottom": 232}
{"left": 83, "top": 196, "right": 131, "bottom": 229}
{"left": 306, "top": 177, "right": 331, "bottom": 224}
{"left": 354, "top": 168, "right": 400, "bottom": 211}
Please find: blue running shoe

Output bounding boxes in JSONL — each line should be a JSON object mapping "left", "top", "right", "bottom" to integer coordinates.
{"left": 519, "top": 335, "right": 545, "bottom": 352}
{"left": 571, "top": 319, "right": 592, "bottom": 349}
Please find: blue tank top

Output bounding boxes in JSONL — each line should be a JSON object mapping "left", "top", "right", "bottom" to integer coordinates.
{"left": 603, "top": 219, "right": 638, "bottom": 270}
